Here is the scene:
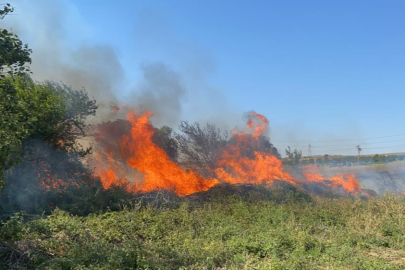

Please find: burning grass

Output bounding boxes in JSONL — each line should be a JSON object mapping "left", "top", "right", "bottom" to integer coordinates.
{"left": 1, "top": 104, "right": 390, "bottom": 268}
{"left": 89, "top": 109, "right": 365, "bottom": 198}
{"left": 2, "top": 194, "right": 405, "bottom": 269}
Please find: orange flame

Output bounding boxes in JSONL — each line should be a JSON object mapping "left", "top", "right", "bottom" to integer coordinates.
{"left": 92, "top": 109, "right": 362, "bottom": 196}
{"left": 39, "top": 168, "right": 68, "bottom": 192}
{"left": 303, "top": 165, "right": 361, "bottom": 193}
{"left": 95, "top": 110, "right": 218, "bottom": 196}
{"left": 95, "top": 150, "right": 128, "bottom": 190}
{"left": 329, "top": 173, "right": 361, "bottom": 193}
{"left": 37, "top": 162, "right": 80, "bottom": 192}
{"left": 214, "top": 112, "right": 295, "bottom": 186}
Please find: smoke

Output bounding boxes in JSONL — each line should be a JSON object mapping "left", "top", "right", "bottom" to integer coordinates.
{"left": 0, "top": 139, "right": 93, "bottom": 214}
{"left": 3, "top": 0, "right": 124, "bottom": 120}
{"left": 45, "top": 46, "right": 124, "bottom": 117}
{"left": 128, "top": 6, "right": 241, "bottom": 129}
{"left": 130, "top": 62, "right": 187, "bottom": 127}
{"left": 3, "top": 0, "right": 240, "bottom": 129}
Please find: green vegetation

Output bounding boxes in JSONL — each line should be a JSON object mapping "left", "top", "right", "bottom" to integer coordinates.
{"left": 1, "top": 195, "right": 405, "bottom": 269}
{"left": 0, "top": 74, "right": 97, "bottom": 190}
{"left": 284, "top": 146, "right": 302, "bottom": 166}
{"left": 0, "top": 4, "right": 32, "bottom": 188}
{"left": 0, "top": 6, "right": 97, "bottom": 193}
{"left": 0, "top": 4, "right": 32, "bottom": 77}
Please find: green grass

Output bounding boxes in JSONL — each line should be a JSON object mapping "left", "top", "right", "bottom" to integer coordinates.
{"left": 2, "top": 194, "right": 405, "bottom": 269}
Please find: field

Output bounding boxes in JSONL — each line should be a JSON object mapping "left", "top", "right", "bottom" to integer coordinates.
{"left": 2, "top": 191, "right": 405, "bottom": 270}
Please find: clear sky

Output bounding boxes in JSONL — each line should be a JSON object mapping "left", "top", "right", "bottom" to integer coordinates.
{"left": 5, "top": 0, "right": 405, "bottom": 156}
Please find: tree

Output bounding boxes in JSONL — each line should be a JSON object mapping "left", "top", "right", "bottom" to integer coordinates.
{"left": 175, "top": 121, "right": 228, "bottom": 178}
{"left": 0, "top": 4, "right": 32, "bottom": 77}
{"left": 0, "top": 78, "right": 28, "bottom": 188}
{"left": 0, "top": 4, "right": 33, "bottom": 188}
{"left": 33, "top": 81, "right": 97, "bottom": 155}
{"left": 285, "top": 146, "right": 302, "bottom": 166}
{"left": 0, "top": 76, "right": 97, "bottom": 189}
{"left": 0, "top": 3, "right": 13, "bottom": 19}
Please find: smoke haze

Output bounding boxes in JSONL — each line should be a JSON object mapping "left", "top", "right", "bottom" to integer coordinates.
{"left": 3, "top": 0, "right": 388, "bottom": 157}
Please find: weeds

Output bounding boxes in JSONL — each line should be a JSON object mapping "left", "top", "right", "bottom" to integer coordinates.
{"left": 1, "top": 195, "right": 405, "bottom": 269}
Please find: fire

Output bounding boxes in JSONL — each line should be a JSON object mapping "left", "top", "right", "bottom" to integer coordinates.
{"left": 303, "top": 165, "right": 361, "bottom": 193}
{"left": 40, "top": 169, "right": 68, "bottom": 192}
{"left": 215, "top": 152, "right": 295, "bottom": 185}
{"left": 214, "top": 112, "right": 295, "bottom": 186}
{"left": 92, "top": 109, "right": 362, "bottom": 197}
{"left": 329, "top": 173, "right": 361, "bottom": 193}
{"left": 37, "top": 162, "right": 79, "bottom": 192}
{"left": 95, "top": 150, "right": 129, "bottom": 190}
{"left": 94, "top": 110, "right": 218, "bottom": 196}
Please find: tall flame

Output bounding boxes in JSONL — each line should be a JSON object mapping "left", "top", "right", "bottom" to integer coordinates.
{"left": 91, "top": 109, "right": 362, "bottom": 197}
{"left": 214, "top": 112, "right": 295, "bottom": 186}
{"left": 94, "top": 110, "right": 218, "bottom": 196}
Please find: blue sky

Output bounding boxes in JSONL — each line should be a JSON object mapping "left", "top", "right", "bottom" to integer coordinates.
{"left": 6, "top": 0, "right": 405, "bottom": 156}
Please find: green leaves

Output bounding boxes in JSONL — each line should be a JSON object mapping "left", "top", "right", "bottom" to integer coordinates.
{"left": 0, "top": 3, "right": 13, "bottom": 19}
{"left": 0, "top": 76, "right": 97, "bottom": 188}
{"left": 0, "top": 29, "right": 32, "bottom": 77}
{"left": 0, "top": 4, "right": 32, "bottom": 77}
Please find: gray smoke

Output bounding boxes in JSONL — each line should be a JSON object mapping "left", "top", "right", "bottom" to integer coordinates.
{"left": 3, "top": 0, "right": 123, "bottom": 120}
{"left": 51, "top": 45, "right": 124, "bottom": 120}
{"left": 3, "top": 0, "right": 241, "bottom": 129}
{"left": 132, "top": 62, "right": 187, "bottom": 127}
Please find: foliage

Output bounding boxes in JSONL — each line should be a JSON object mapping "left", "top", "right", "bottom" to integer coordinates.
{"left": 285, "top": 146, "right": 302, "bottom": 166}
{"left": 175, "top": 121, "right": 228, "bottom": 178}
{"left": 0, "top": 4, "right": 32, "bottom": 77}
{"left": 0, "top": 79, "right": 27, "bottom": 188}
{"left": 0, "top": 76, "right": 97, "bottom": 189}
{"left": 33, "top": 81, "right": 97, "bottom": 155}
{"left": 2, "top": 195, "right": 405, "bottom": 269}
{"left": 0, "top": 3, "right": 13, "bottom": 19}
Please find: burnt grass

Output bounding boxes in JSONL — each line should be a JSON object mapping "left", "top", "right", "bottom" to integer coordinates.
{"left": 1, "top": 185, "right": 405, "bottom": 269}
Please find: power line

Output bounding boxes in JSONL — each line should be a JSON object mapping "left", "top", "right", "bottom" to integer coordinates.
{"left": 271, "top": 133, "right": 405, "bottom": 143}
{"left": 308, "top": 144, "right": 405, "bottom": 151}
{"left": 273, "top": 138, "right": 405, "bottom": 148}
{"left": 362, "top": 144, "right": 405, "bottom": 150}
{"left": 274, "top": 142, "right": 405, "bottom": 155}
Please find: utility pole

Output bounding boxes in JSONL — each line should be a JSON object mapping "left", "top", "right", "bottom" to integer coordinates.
{"left": 308, "top": 144, "right": 312, "bottom": 157}
{"left": 356, "top": 145, "right": 362, "bottom": 163}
